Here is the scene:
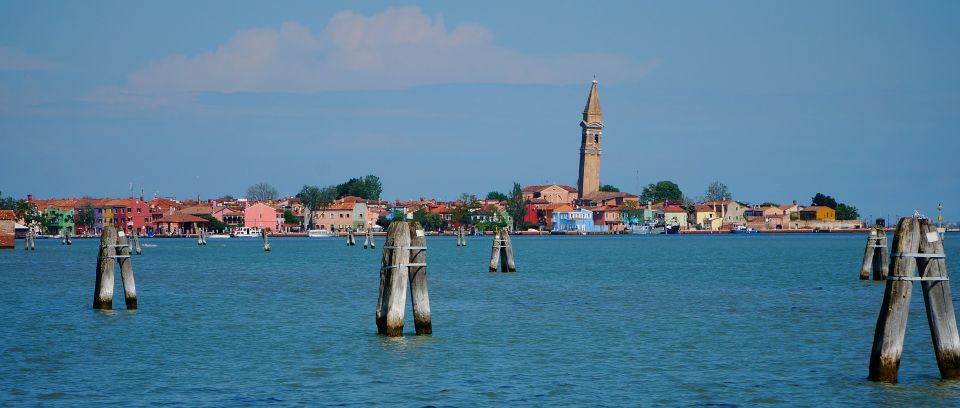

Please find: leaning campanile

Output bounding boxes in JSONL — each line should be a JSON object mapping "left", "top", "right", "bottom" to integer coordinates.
{"left": 577, "top": 79, "right": 603, "bottom": 200}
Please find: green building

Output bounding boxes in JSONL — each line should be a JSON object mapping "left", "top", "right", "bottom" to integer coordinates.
{"left": 43, "top": 206, "right": 75, "bottom": 236}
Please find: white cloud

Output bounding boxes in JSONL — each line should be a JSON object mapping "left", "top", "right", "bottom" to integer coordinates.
{"left": 95, "top": 6, "right": 655, "bottom": 102}
{"left": 0, "top": 47, "right": 58, "bottom": 71}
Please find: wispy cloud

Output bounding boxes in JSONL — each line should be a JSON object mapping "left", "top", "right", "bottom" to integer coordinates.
{"left": 0, "top": 47, "right": 58, "bottom": 71}
{"left": 92, "top": 6, "right": 655, "bottom": 104}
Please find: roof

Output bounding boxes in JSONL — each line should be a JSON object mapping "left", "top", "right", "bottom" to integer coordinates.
{"left": 801, "top": 206, "right": 833, "bottom": 211}
{"left": 0, "top": 210, "right": 17, "bottom": 220}
{"left": 179, "top": 205, "right": 216, "bottom": 215}
{"left": 582, "top": 80, "right": 603, "bottom": 125}
{"left": 154, "top": 213, "right": 208, "bottom": 223}
{"left": 663, "top": 206, "right": 687, "bottom": 213}
{"left": 779, "top": 204, "right": 798, "bottom": 210}
{"left": 581, "top": 191, "right": 639, "bottom": 201}
{"left": 521, "top": 184, "right": 577, "bottom": 193}
{"left": 325, "top": 202, "right": 355, "bottom": 211}
{"left": 694, "top": 205, "right": 717, "bottom": 212}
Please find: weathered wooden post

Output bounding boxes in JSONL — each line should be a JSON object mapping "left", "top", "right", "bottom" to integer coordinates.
{"left": 63, "top": 229, "right": 72, "bottom": 245}
{"left": 860, "top": 225, "right": 889, "bottom": 280}
{"left": 25, "top": 229, "right": 35, "bottom": 251}
{"left": 347, "top": 227, "right": 356, "bottom": 246}
{"left": 917, "top": 218, "right": 960, "bottom": 379}
{"left": 377, "top": 221, "right": 411, "bottom": 336}
{"left": 116, "top": 231, "right": 137, "bottom": 309}
{"left": 364, "top": 228, "right": 375, "bottom": 249}
{"left": 197, "top": 228, "right": 205, "bottom": 246}
{"left": 456, "top": 225, "right": 466, "bottom": 247}
{"left": 93, "top": 226, "right": 118, "bottom": 310}
{"left": 408, "top": 221, "right": 431, "bottom": 335}
{"left": 489, "top": 228, "right": 517, "bottom": 272}
{"left": 132, "top": 231, "right": 142, "bottom": 255}
{"left": 868, "top": 217, "right": 960, "bottom": 382}
{"left": 262, "top": 229, "right": 271, "bottom": 252}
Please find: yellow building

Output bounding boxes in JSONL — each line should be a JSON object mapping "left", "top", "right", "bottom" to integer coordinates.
{"left": 799, "top": 206, "right": 836, "bottom": 221}
{"left": 694, "top": 204, "right": 722, "bottom": 230}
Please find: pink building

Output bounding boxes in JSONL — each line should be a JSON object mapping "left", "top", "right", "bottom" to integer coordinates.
{"left": 244, "top": 202, "right": 281, "bottom": 231}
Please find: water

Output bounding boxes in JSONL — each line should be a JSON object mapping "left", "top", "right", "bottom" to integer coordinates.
{"left": 1, "top": 234, "right": 959, "bottom": 406}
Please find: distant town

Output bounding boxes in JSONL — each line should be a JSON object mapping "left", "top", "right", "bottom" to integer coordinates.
{"left": 0, "top": 80, "right": 949, "bottom": 242}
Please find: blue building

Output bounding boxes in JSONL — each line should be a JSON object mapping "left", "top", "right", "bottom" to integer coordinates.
{"left": 552, "top": 208, "right": 608, "bottom": 232}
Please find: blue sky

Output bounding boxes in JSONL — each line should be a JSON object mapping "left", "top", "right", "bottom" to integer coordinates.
{"left": 1, "top": 0, "right": 957, "bottom": 220}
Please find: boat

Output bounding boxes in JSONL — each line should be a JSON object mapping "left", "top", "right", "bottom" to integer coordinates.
{"left": 230, "top": 227, "right": 262, "bottom": 237}
{"left": 627, "top": 224, "right": 664, "bottom": 235}
{"left": 307, "top": 229, "right": 334, "bottom": 238}
{"left": 730, "top": 225, "right": 759, "bottom": 234}
{"left": 207, "top": 234, "right": 230, "bottom": 239}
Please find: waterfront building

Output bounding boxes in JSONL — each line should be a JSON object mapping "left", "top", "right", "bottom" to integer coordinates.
{"left": 244, "top": 202, "right": 282, "bottom": 231}
{"left": 579, "top": 191, "right": 639, "bottom": 207}
{"left": 314, "top": 202, "right": 360, "bottom": 231}
{"left": 521, "top": 185, "right": 577, "bottom": 205}
{"left": 694, "top": 204, "right": 722, "bottom": 230}
{"left": 41, "top": 206, "right": 74, "bottom": 236}
{"left": 577, "top": 80, "right": 603, "bottom": 200}
{"left": 799, "top": 206, "right": 836, "bottom": 221}
{"left": 703, "top": 200, "right": 747, "bottom": 226}
{"left": 154, "top": 213, "right": 208, "bottom": 235}
{"left": 663, "top": 206, "right": 689, "bottom": 229}
{"left": 552, "top": 208, "right": 607, "bottom": 232}
{"left": 0, "top": 210, "right": 15, "bottom": 248}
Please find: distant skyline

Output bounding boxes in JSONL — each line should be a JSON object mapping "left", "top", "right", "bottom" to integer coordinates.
{"left": 1, "top": 1, "right": 958, "bottom": 220}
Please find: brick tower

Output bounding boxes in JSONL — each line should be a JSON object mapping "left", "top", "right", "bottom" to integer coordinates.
{"left": 577, "top": 79, "right": 603, "bottom": 200}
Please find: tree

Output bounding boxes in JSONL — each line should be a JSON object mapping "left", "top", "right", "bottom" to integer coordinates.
{"left": 811, "top": 193, "right": 838, "bottom": 209}
{"left": 412, "top": 207, "right": 446, "bottom": 231}
{"left": 704, "top": 181, "right": 730, "bottom": 202}
{"left": 297, "top": 185, "right": 324, "bottom": 229}
{"left": 619, "top": 200, "right": 642, "bottom": 226}
{"left": 334, "top": 174, "right": 383, "bottom": 200}
{"left": 199, "top": 214, "right": 229, "bottom": 233}
{"left": 759, "top": 202, "right": 778, "bottom": 207}
{"left": 246, "top": 182, "right": 278, "bottom": 201}
{"left": 486, "top": 191, "right": 508, "bottom": 201}
{"left": 640, "top": 181, "right": 683, "bottom": 204}
{"left": 376, "top": 215, "right": 392, "bottom": 229}
{"left": 505, "top": 182, "right": 528, "bottom": 230}
{"left": 836, "top": 203, "right": 860, "bottom": 220}
{"left": 283, "top": 209, "right": 299, "bottom": 225}
{"left": 74, "top": 202, "right": 95, "bottom": 232}
{"left": 599, "top": 184, "right": 620, "bottom": 192}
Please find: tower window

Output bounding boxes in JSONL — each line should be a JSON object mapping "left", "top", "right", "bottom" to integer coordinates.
{"left": 594, "top": 135, "right": 599, "bottom": 143}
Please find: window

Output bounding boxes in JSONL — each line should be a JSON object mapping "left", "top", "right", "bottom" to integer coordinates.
{"left": 137, "top": 208, "right": 141, "bottom": 213}
{"left": 594, "top": 135, "right": 599, "bottom": 144}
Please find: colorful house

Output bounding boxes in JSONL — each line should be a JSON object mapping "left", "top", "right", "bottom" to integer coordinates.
{"left": 42, "top": 206, "right": 75, "bottom": 236}
{"left": 694, "top": 204, "right": 721, "bottom": 230}
{"left": 799, "top": 206, "right": 836, "bottom": 221}
{"left": 552, "top": 208, "right": 607, "bottom": 232}
{"left": 663, "top": 206, "right": 689, "bottom": 229}
{"left": 244, "top": 202, "right": 281, "bottom": 231}
{"left": 521, "top": 185, "right": 578, "bottom": 204}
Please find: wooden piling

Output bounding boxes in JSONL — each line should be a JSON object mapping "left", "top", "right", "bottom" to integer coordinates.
{"left": 93, "top": 226, "right": 118, "bottom": 310}
{"left": 262, "top": 229, "right": 271, "bottom": 252}
{"left": 489, "top": 229, "right": 502, "bottom": 272}
{"left": 347, "top": 228, "right": 356, "bottom": 246}
{"left": 860, "top": 226, "right": 889, "bottom": 280}
{"left": 489, "top": 228, "right": 516, "bottom": 272}
{"left": 376, "top": 221, "right": 410, "bottom": 336}
{"left": 502, "top": 228, "right": 517, "bottom": 272}
{"left": 869, "top": 218, "right": 921, "bottom": 382}
{"left": 408, "top": 221, "right": 431, "bottom": 335}
{"left": 860, "top": 227, "right": 879, "bottom": 280}
{"left": 917, "top": 218, "right": 960, "bottom": 379}
{"left": 132, "top": 231, "right": 142, "bottom": 255}
{"left": 364, "top": 228, "right": 375, "bottom": 249}
{"left": 116, "top": 231, "right": 137, "bottom": 309}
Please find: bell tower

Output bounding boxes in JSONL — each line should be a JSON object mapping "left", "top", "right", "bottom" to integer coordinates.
{"left": 577, "top": 79, "right": 603, "bottom": 200}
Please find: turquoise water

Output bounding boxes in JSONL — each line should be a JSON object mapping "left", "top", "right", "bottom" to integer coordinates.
{"left": 1, "top": 234, "right": 959, "bottom": 406}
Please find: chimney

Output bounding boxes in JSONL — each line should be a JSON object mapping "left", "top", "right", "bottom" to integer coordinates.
{"left": 793, "top": 200, "right": 797, "bottom": 205}
{"left": 26, "top": 194, "right": 33, "bottom": 201}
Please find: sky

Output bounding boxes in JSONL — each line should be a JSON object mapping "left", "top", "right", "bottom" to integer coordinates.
{"left": 0, "top": 0, "right": 957, "bottom": 221}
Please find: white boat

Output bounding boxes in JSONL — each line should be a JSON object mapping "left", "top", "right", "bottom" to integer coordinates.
{"left": 231, "top": 227, "right": 262, "bottom": 237}
{"left": 207, "top": 234, "right": 231, "bottom": 239}
{"left": 627, "top": 224, "right": 664, "bottom": 235}
{"left": 307, "top": 229, "right": 334, "bottom": 238}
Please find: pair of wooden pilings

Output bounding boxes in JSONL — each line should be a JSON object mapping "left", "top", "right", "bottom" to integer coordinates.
{"left": 868, "top": 217, "right": 959, "bottom": 382}
{"left": 262, "top": 229, "right": 271, "bottom": 251}
{"left": 456, "top": 226, "right": 467, "bottom": 247}
{"left": 346, "top": 228, "right": 356, "bottom": 246}
{"left": 376, "top": 221, "right": 431, "bottom": 336}
{"left": 197, "top": 229, "right": 207, "bottom": 246}
{"left": 62, "top": 230, "right": 72, "bottom": 245}
{"left": 860, "top": 225, "right": 889, "bottom": 280}
{"left": 363, "top": 229, "right": 375, "bottom": 249}
{"left": 93, "top": 226, "right": 137, "bottom": 310}
{"left": 24, "top": 230, "right": 36, "bottom": 250}
{"left": 489, "top": 228, "right": 516, "bottom": 272}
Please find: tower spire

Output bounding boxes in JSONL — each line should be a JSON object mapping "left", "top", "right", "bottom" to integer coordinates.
{"left": 582, "top": 79, "right": 602, "bottom": 125}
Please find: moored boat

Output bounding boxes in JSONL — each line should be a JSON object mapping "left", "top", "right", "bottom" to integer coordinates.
{"left": 307, "top": 229, "right": 334, "bottom": 238}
